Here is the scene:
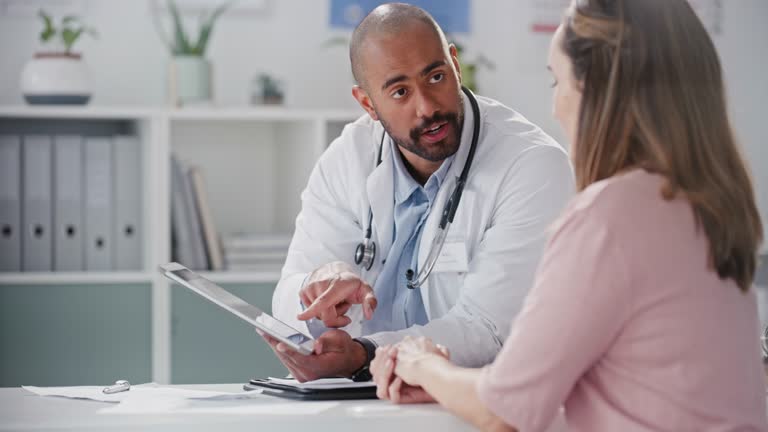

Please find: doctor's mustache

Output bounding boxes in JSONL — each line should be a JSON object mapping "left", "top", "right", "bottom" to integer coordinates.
{"left": 409, "top": 111, "right": 461, "bottom": 142}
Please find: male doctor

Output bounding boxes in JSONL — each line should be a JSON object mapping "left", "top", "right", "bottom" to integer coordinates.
{"left": 263, "top": 3, "right": 574, "bottom": 382}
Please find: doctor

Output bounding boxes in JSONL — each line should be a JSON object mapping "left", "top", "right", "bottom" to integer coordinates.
{"left": 264, "top": 3, "right": 574, "bottom": 382}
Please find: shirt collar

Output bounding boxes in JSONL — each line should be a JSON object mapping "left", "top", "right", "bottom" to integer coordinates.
{"left": 391, "top": 137, "right": 455, "bottom": 205}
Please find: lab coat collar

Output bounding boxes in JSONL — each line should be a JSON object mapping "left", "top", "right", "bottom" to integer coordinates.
{"left": 366, "top": 125, "right": 395, "bottom": 260}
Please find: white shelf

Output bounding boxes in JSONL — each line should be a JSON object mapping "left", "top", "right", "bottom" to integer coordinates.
{"left": 168, "top": 106, "right": 362, "bottom": 122}
{"left": 0, "top": 104, "right": 349, "bottom": 383}
{"left": 0, "top": 105, "right": 361, "bottom": 122}
{"left": 0, "top": 105, "right": 159, "bottom": 119}
{"left": 196, "top": 271, "right": 282, "bottom": 284}
{"left": 0, "top": 272, "right": 153, "bottom": 285}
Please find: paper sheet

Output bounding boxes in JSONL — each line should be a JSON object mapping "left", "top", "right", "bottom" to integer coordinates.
{"left": 101, "top": 398, "right": 339, "bottom": 415}
{"left": 266, "top": 377, "right": 376, "bottom": 389}
{"left": 22, "top": 383, "right": 256, "bottom": 403}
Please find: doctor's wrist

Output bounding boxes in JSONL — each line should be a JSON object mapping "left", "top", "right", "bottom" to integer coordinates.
{"left": 349, "top": 337, "right": 377, "bottom": 381}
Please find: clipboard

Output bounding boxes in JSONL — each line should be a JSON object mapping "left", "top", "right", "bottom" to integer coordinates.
{"left": 244, "top": 378, "right": 378, "bottom": 401}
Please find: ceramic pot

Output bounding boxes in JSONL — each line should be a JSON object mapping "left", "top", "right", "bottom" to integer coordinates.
{"left": 20, "top": 53, "right": 92, "bottom": 105}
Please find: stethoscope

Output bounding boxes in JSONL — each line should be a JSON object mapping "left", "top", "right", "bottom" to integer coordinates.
{"left": 354, "top": 86, "right": 480, "bottom": 289}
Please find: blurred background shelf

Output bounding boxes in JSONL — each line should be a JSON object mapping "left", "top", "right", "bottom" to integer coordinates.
{"left": 196, "top": 271, "right": 282, "bottom": 284}
{"left": 0, "top": 272, "right": 153, "bottom": 285}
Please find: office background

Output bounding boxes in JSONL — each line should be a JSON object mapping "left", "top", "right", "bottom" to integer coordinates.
{"left": 0, "top": 0, "right": 766, "bottom": 387}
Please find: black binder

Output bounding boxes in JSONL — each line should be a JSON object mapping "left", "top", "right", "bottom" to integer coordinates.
{"left": 244, "top": 378, "right": 378, "bottom": 401}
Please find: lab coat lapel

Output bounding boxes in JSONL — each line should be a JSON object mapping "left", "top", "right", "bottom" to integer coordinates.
{"left": 417, "top": 91, "right": 478, "bottom": 317}
{"left": 366, "top": 128, "right": 395, "bottom": 261}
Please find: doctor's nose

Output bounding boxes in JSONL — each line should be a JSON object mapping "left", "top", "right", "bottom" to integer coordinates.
{"left": 415, "top": 90, "right": 441, "bottom": 120}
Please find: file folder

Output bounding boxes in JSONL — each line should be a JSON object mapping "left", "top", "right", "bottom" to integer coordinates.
{"left": 113, "top": 135, "right": 142, "bottom": 271}
{"left": 84, "top": 137, "right": 113, "bottom": 271}
{"left": 53, "top": 135, "right": 84, "bottom": 271}
{"left": 22, "top": 135, "right": 53, "bottom": 271}
{"left": 0, "top": 135, "right": 22, "bottom": 271}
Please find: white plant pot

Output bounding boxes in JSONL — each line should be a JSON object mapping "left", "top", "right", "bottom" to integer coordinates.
{"left": 20, "top": 53, "right": 92, "bottom": 105}
{"left": 168, "top": 56, "right": 212, "bottom": 106}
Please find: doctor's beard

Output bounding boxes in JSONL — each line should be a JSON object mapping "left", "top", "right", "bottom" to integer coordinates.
{"left": 378, "top": 104, "right": 464, "bottom": 163}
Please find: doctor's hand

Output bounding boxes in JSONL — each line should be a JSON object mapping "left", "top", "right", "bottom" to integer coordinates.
{"left": 258, "top": 329, "right": 367, "bottom": 383}
{"left": 297, "top": 261, "right": 377, "bottom": 328}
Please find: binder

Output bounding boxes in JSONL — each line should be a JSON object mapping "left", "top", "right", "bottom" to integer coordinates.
{"left": 189, "top": 165, "right": 223, "bottom": 270}
{"left": 21, "top": 135, "right": 53, "bottom": 272}
{"left": 0, "top": 135, "right": 22, "bottom": 271}
{"left": 113, "top": 135, "right": 142, "bottom": 271}
{"left": 53, "top": 135, "right": 84, "bottom": 271}
{"left": 84, "top": 137, "right": 113, "bottom": 271}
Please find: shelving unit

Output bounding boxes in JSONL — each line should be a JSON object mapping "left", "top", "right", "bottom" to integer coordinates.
{"left": 0, "top": 104, "right": 362, "bottom": 385}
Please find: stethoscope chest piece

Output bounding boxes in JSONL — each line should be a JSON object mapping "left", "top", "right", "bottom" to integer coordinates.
{"left": 355, "top": 237, "right": 376, "bottom": 271}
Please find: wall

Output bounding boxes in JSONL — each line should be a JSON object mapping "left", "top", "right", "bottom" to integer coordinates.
{"left": 0, "top": 0, "right": 766, "bottom": 240}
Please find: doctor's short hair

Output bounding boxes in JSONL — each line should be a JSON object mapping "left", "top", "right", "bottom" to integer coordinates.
{"left": 349, "top": 3, "right": 449, "bottom": 90}
{"left": 562, "top": 0, "right": 763, "bottom": 292}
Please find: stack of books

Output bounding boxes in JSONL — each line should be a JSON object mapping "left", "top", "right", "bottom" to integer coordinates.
{"left": 223, "top": 233, "right": 292, "bottom": 272}
{"left": 171, "top": 155, "right": 223, "bottom": 271}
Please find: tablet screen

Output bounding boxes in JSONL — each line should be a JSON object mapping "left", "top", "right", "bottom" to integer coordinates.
{"left": 165, "top": 266, "right": 313, "bottom": 347}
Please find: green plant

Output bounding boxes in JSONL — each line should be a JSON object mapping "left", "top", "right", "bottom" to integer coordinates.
{"left": 38, "top": 10, "right": 97, "bottom": 54}
{"left": 256, "top": 74, "right": 283, "bottom": 99}
{"left": 158, "top": 0, "right": 233, "bottom": 56}
{"left": 454, "top": 42, "right": 495, "bottom": 93}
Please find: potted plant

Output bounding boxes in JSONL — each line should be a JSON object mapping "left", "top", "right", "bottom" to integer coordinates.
{"left": 453, "top": 42, "right": 495, "bottom": 93}
{"left": 155, "top": 0, "right": 232, "bottom": 106}
{"left": 20, "top": 10, "right": 97, "bottom": 105}
{"left": 251, "top": 73, "right": 284, "bottom": 105}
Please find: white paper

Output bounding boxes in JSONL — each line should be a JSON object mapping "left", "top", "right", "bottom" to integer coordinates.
{"left": 266, "top": 377, "right": 376, "bottom": 389}
{"left": 102, "top": 398, "right": 339, "bottom": 415}
{"left": 22, "top": 383, "right": 253, "bottom": 403}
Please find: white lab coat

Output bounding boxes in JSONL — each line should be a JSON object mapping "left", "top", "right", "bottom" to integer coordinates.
{"left": 273, "top": 92, "right": 575, "bottom": 367}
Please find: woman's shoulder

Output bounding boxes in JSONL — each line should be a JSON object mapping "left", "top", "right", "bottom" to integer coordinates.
{"left": 552, "top": 169, "right": 669, "bottom": 236}
{"left": 575, "top": 169, "right": 665, "bottom": 215}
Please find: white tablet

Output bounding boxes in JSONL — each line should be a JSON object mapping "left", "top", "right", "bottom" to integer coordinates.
{"left": 159, "top": 262, "right": 314, "bottom": 355}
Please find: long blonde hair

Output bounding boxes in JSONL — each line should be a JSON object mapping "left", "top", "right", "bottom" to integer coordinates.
{"left": 563, "top": 0, "right": 763, "bottom": 291}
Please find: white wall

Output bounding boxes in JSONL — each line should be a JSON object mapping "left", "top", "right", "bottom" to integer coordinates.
{"left": 1, "top": 0, "right": 766, "bottom": 244}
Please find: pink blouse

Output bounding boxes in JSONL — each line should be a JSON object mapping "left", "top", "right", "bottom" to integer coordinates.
{"left": 477, "top": 170, "right": 767, "bottom": 431}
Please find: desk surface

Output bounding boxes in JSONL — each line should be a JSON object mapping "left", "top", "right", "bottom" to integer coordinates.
{"left": 0, "top": 384, "right": 477, "bottom": 432}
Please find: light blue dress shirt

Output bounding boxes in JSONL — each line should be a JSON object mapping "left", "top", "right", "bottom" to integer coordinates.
{"left": 305, "top": 139, "right": 454, "bottom": 338}
{"left": 362, "top": 139, "right": 455, "bottom": 334}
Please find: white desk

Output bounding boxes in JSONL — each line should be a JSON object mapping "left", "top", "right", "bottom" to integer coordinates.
{"left": 0, "top": 384, "right": 477, "bottom": 432}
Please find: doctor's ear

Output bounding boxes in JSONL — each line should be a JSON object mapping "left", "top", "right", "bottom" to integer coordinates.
{"left": 449, "top": 44, "right": 462, "bottom": 84}
{"left": 352, "top": 85, "right": 379, "bottom": 121}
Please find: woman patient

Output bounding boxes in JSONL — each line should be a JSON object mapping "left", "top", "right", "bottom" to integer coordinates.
{"left": 370, "top": 0, "right": 767, "bottom": 430}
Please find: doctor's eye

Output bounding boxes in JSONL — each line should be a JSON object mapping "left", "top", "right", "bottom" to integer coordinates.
{"left": 549, "top": 79, "right": 558, "bottom": 88}
{"left": 429, "top": 73, "right": 444, "bottom": 84}
{"left": 392, "top": 88, "right": 408, "bottom": 99}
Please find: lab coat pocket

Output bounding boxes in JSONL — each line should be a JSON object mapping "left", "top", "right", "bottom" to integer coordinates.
{"left": 432, "top": 190, "right": 479, "bottom": 274}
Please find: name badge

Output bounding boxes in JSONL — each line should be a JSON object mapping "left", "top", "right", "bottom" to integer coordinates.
{"left": 432, "top": 240, "right": 469, "bottom": 273}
